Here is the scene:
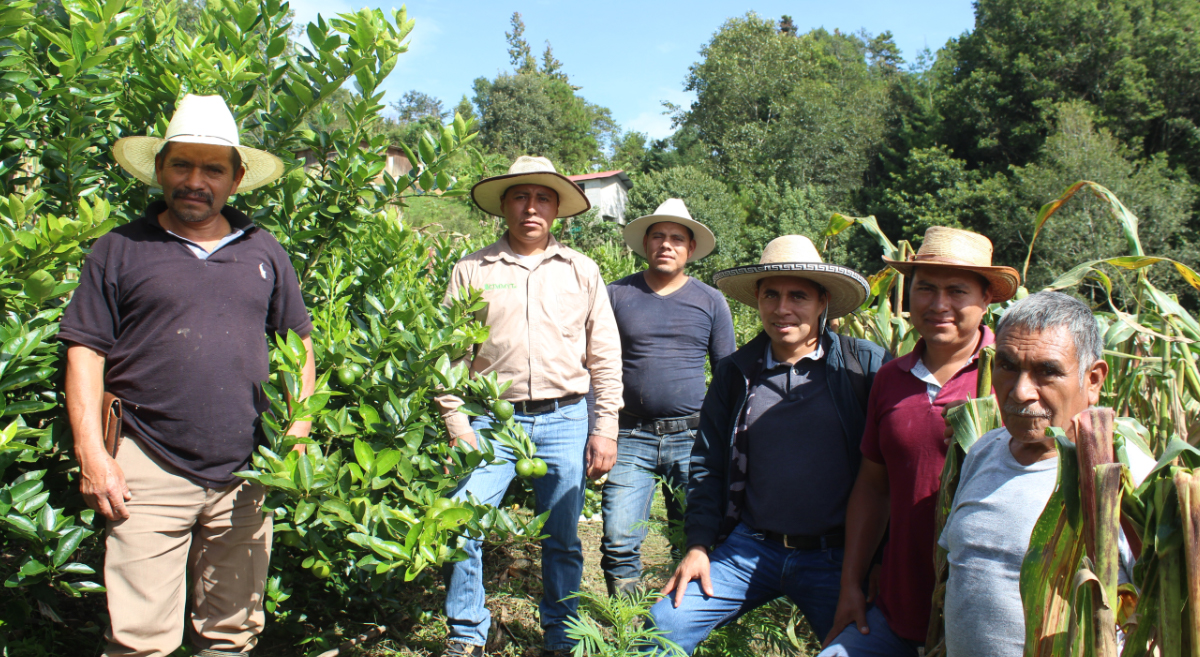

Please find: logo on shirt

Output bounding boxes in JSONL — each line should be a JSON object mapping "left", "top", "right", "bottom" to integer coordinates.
{"left": 484, "top": 283, "right": 517, "bottom": 290}
{"left": 259, "top": 263, "right": 268, "bottom": 280}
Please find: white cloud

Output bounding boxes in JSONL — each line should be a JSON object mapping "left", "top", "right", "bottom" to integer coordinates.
{"left": 621, "top": 87, "right": 694, "bottom": 139}
{"left": 626, "top": 111, "right": 675, "bottom": 140}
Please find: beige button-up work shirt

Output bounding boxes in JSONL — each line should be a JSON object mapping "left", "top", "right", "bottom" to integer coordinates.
{"left": 435, "top": 234, "right": 624, "bottom": 440}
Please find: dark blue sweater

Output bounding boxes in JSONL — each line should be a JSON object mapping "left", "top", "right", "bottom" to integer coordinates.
{"left": 684, "top": 329, "right": 891, "bottom": 549}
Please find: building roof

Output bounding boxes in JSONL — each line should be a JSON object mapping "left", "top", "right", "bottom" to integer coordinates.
{"left": 567, "top": 169, "right": 633, "bottom": 190}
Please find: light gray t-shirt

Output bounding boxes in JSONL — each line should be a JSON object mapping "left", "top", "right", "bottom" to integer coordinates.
{"left": 938, "top": 427, "right": 1156, "bottom": 657}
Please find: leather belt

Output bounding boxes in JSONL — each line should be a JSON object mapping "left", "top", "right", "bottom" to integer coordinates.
{"left": 618, "top": 412, "right": 700, "bottom": 435}
{"left": 512, "top": 394, "right": 585, "bottom": 416}
{"left": 760, "top": 528, "right": 845, "bottom": 551}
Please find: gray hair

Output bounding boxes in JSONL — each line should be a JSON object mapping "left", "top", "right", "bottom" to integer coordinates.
{"left": 995, "top": 291, "right": 1102, "bottom": 384}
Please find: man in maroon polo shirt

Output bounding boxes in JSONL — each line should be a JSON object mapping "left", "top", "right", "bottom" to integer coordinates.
{"left": 820, "top": 227, "right": 1020, "bottom": 657}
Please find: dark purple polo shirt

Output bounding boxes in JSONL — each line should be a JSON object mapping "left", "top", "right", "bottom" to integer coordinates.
{"left": 59, "top": 200, "right": 312, "bottom": 487}
{"left": 859, "top": 326, "right": 995, "bottom": 642}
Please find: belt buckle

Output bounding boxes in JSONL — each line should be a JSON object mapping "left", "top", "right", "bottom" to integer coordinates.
{"left": 653, "top": 420, "right": 666, "bottom": 435}
{"left": 783, "top": 535, "right": 797, "bottom": 550}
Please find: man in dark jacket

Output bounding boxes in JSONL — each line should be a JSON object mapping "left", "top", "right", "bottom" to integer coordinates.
{"left": 648, "top": 235, "right": 890, "bottom": 655}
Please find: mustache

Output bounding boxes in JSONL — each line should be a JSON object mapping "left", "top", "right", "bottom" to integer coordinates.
{"left": 172, "top": 188, "right": 213, "bottom": 206}
{"left": 1003, "top": 404, "right": 1052, "bottom": 419}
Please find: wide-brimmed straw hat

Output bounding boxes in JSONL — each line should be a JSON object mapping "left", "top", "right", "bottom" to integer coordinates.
{"left": 112, "top": 94, "right": 284, "bottom": 192}
{"left": 882, "top": 226, "right": 1020, "bottom": 302}
{"left": 713, "top": 235, "right": 869, "bottom": 318}
{"left": 471, "top": 156, "right": 591, "bottom": 218}
{"left": 622, "top": 198, "right": 716, "bottom": 262}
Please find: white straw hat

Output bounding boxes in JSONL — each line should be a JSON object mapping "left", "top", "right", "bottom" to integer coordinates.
{"left": 622, "top": 198, "right": 717, "bottom": 262}
{"left": 112, "top": 94, "right": 284, "bottom": 192}
{"left": 713, "top": 235, "right": 869, "bottom": 318}
{"left": 882, "top": 226, "right": 1020, "bottom": 301}
{"left": 471, "top": 156, "right": 591, "bottom": 218}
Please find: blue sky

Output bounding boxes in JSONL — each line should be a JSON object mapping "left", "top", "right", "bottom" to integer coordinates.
{"left": 286, "top": 0, "right": 978, "bottom": 140}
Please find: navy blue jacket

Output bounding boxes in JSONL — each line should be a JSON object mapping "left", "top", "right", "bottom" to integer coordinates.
{"left": 684, "top": 328, "right": 891, "bottom": 549}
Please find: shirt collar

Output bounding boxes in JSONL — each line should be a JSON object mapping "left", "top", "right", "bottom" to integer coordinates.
{"left": 764, "top": 334, "right": 827, "bottom": 369}
{"left": 896, "top": 324, "right": 996, "bottom": 373}
{"left": 483, "top": 232, "right": 572, "bottom": 265}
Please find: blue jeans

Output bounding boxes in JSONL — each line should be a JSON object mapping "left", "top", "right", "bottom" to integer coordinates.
{"left": 600, "top": 427, "right": 694, "bottom": 595}
{"left": 648, "top": 523, "right": 844, "bottom": 655}
{"left": 817, "top": 605, "right": 921, "bottom": 657}
{"left": 443, "top": 399, "right": 589, "bottom": 651}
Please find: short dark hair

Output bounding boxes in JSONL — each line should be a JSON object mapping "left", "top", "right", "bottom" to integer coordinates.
{"left": 154, "top": 141, "right": 243, "bottom": 174}
{"left": 645, "top": 221, "right": 695, "bottom": 241}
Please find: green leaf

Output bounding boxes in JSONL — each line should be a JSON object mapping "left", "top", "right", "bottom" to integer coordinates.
{"left": 59, "top": 562, "right": 95, "bottom": 575}
{"left": 2, "top": 514, "right": 38, "bottom": 540}
{"left": 320, "top": 498, "right": 355, "bottom": 524}
{"left": 19, "top": 558, "right": 47, "bottom": 577}
{"left": 295, "top": 454, "right": 314, "bottom": 491}
{"left": 51, "top": 527, "right": 85, "bottom": 567}
{"left": 286, "top": 330, "right": 307, "bottom": 367}
{"left": 353, "top": 439, "right": 375, "bottom": 470}
{"left": 373, "top": 449, "right": 402, "bottom": 476}
{"left": 235, "top": 2, "right": 257, "bottom": 31}
{"left": 293, "top": 499, "right": 317, "bottom": 525}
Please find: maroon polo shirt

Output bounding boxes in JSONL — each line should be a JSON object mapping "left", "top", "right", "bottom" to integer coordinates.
{"left": 859, "top": 325, "right": 995, "bottom": 642}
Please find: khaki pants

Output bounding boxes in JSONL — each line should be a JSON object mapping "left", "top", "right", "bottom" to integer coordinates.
{"left": 103, "top": 437, "right": 271, "bottom": 657}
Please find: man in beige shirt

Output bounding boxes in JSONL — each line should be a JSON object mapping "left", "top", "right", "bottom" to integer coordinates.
{"left": 437, "top": 156, "right": 623, "bottom": 657}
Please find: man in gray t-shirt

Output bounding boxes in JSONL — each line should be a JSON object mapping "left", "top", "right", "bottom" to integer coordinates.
{"left": 938, "top": 427, "right": 1153, "bottom": 657}
{"left": 937, "top": 291, "right": 1152, "bottom": 657}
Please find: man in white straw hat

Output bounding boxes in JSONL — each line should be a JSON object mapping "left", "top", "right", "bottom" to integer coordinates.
{"left": 434, "top": 155, "right": 623, "bottom": 657}
{"left": 821, "top": 226, "right": 1018, "bottom": 657}
{"left": 648, "top": 235, "right": 890, "bottom": 655}
{"left": 59, "top": 94, "right": 313, "bottom": 657}
{"left": 599, "top": 198, "right": 734, "bottom": 597}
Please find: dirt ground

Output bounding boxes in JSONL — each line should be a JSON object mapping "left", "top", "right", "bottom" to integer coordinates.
{"left": 338, "top": 493, "right": 817, "bottom": 657}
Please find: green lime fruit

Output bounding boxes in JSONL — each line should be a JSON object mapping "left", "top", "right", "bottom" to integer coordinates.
{"left": 530, "top": 458, "right": 548, "bottom": 478}
{"left": 23, "top": 270, "right": 56, "bottom": 302}
{"left": 280, "top": 531, "right": 303, "bottom": 548}
{"left": 515, "top": 458, "right": 535, "bottom": 478}
{"left": 432, "top": 497, "right": 455, "bottom": 513}
{"left": 336, "top": 366, "right": 358, "bottom": 386}
{"left": 311, "top": 561, "right": 332, "bottom": 579}
{"left": 491, "top": 400, "right": 514, "bottom": 421}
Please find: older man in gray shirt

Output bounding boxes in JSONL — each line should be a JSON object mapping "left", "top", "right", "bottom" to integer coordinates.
{"left": 939, "top": 291, "right": 1154, "bottom": 657}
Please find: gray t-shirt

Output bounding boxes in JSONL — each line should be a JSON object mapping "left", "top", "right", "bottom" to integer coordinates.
{"left": 939, "top": 427, "right": 1155, "bottom": 657}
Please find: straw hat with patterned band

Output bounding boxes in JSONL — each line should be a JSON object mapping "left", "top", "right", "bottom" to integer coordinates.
{"left": 713, "top": 235, "right": 869, "bottom": 318}
{"left": 112, "top": 94, "right": 284, "bottom": 193}
{"left": 881, "top": 226, "right": 1020, "bottom": 302}
{"left": 622, "top": 198, "right": 716, "bottom": 262}
{"left": 471, "top": 155, "right": 591, "bottom": 218}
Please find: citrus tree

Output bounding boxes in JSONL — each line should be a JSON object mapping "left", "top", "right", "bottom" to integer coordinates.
{"left": 0, "top": 0, "right": 544, "bottom": 651}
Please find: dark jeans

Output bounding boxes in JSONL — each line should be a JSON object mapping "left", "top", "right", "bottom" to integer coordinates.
{"left": 600, "top": 427, "right": 694, "bottom": 595}
{"left": 647, "top": 523, "right": 844, "bottom": 655}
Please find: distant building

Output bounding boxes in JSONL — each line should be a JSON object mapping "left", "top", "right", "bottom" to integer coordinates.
{"left": 567, "top": 170, "right": 633, "bottom": 224}
{"left": 296, "top": 144, "right": 412, "bottom": 183}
